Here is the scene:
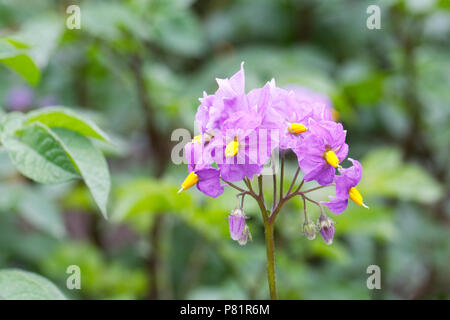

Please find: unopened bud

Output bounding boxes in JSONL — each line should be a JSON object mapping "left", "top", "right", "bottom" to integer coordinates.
{"left": 318, "top": 215, "right": 335, "bottom": 245}
{"left": 237, "top": 225, "right": 252, "bottom": 246}
{"left": 303, "top": 220, "right": 316, "bottom": 240}
{"left": 228, "top": 208, "right": 246, "bottom": 241}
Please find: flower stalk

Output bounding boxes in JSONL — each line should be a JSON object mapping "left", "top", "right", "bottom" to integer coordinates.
{"left": 263, "top": 217, "right": 277, "bottom": 299}
{"left": 223, "top": 155, "right": 334, "bottom": 299}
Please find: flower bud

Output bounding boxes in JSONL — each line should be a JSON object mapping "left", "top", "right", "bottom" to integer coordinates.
{"left": 228, "top": 208, "right": 246, "bottom": 241}
{"left": 302, "top": 220, "right": 316, "bottom": 240}
{"left": 237, "top": 225, "right": 252, "bottom": 246}
{"left": 318, "top": 215, "right": 335, "bottom": 245}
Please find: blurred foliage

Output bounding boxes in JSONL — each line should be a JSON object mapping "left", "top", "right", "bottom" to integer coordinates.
{"left": 0, "top": 269, "right": 66, "bottom": 299}
{"left": 0, "top": 0, "right": 448, "bottom": 299}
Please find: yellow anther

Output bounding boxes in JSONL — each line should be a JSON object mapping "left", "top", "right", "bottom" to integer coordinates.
{"left": 349, "top": 187, "right": 369, "bottom": 209}
{"left": 225, "top": 139, "right": 239, "bottom": 158}
{"left": 331, "top": 109, "right": 339, "bottom": 121}
{"left": 324, "top": 150, "right": 341, "bottom": 169}
{"left": 288, "top": 123, "right": 308, "bottom": 134}
{"left": 192, "top": 134, "right": 212, "bottom": 144}
{"left": 178, "top": 172, "right": 199, "bottom": 193}
{"left": 192, "top": 135, "right": 203, "bottom": 144}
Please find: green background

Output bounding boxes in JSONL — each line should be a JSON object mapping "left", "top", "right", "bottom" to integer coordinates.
{"left": 0, "top": 0, "right": 448, "bottom": 299}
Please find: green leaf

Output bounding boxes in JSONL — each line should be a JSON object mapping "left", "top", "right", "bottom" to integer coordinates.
{"left": 2, "top": 123, "right": 80, "bottom": 184}
{"left": 26, "top": 108, "right": 110, "bottom": 142}
{"left": 52, "top": 128, "right": 110, "bottom": 218}
{"left": 0, "top": 269, "right": 66, "bottom": 300}
{"left": 0, "top": 112, "right": 25, "bottom": 136}
{"left": 19, "top": 188, "right": 66, "bottom": 239}
{"left": 0, "top": 38, "right": 40, "bottom": 85}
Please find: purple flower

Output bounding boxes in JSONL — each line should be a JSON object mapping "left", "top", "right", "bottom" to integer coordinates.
{"left": 195, "top": 91, "right": 215, "bottom": 134}
{"left": 179, "top": 62, "right": 365, "bottom": 247}
{"left": 179, "top": 140, "right": 224, "bottom": 198}
{"left": 269, "top": 84, "right": 313, "bottom": 150}
{"left": 284, "top": 85, "right": 335, "bottom": 121}
{"left": 195, "top": 168, "right": 224, "bottom": 198}
{"left": 268, "top": 83, "right": 339, "bottom": 151}
{"left": 318, "top": 215, "right": 335, "bottom": 245}
{"left": 228, "top": 208, "right": 246, "bottom": 241}
{"left": 294, "top": 119, "right": 348, "bottom": 185}
{"left": 323, "top": 158, "right": 369, "bottom": 214}
{"left": 205, "top": 63, "right": 249, "bottom": 133}
{"left": 209, "top": 104, "right": 276, "bottom": 181}
{"left": 5, "top": 86, "right": 33, "bottom": 111}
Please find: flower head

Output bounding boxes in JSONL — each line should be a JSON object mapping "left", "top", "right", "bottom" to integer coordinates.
{"left": 323, "top": 158, "right": 369, "bottom": 214}
{"left": 179, "top": 63, "right": 365, "bottom": 245}
{"left": 294, "top": 119, "right": 348, "bottom": 185}
{"left": 209, "top": 105, "right": 275, "bottom": 181}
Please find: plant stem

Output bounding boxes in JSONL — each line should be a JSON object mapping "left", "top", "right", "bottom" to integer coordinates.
{"left": 272, "top": 157, "right": 277, "bottom": 211}
{"left": 263, "top": 218, "right": 277, "bottom": 300}
{"left": 221, "top": 178, "right": 246, "bottom": 193}
{"left": 301, "top": 184, "right": 334, "bottom": 194}
{"left": 287, "top": 167, "right": 300, "bottom": 195}
{"left": 258, "top": 175, "right": 265, "bottom": 206}
{"left": 279, "top": 150, "right": 285, "bottom": 203}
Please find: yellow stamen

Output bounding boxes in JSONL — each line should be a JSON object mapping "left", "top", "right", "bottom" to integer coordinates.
{"left": 289, "top": 123, "right": 308, "bottom": 134}
{"left": 349, "top": 187, "right": 369, "bottom": 209}
{"left": 225, "top": 139, "right": 239, "bottom": 158}
{"left": 178, "top": 172, "right": 199, "bottom": 193}
{"left": 324, "top": 150, "right": 341, "bottom": 168}
{"left": 192, "top": 134, "right": 211, "bottom": 144}
{"left": 331, "top": 109, "right": 339, "bottom": 121}
{"left": 192, "top": 135, "right": 202, "bottom": 144}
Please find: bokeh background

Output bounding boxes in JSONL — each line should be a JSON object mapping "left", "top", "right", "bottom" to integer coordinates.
{"left": 0, "top": 0, "right": 449, "bottom": 299}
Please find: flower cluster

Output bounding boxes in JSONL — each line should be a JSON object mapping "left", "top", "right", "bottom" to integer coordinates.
{"left": 179, "top": 63, "right": 368, "bottom": 245}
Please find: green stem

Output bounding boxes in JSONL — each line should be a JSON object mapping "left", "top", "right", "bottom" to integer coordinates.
{"left": 279, "top": 150, "right": 285, "bottom": 203}
{"left": 287, "top": 167, "right": 300, "bottom": 195}
{"left": 272, "top": 158, "right": 277, "bottom": 211}
{"left": 263, "top": 218, "right": 277, "bottom": 300}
